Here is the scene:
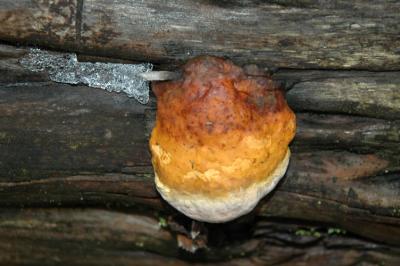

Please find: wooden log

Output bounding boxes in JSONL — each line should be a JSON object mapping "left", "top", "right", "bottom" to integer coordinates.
{"left": 0, "top": 209, "right": 180, "bottom": 265}
{"left": 0, "top": 0, "right": 77, "bottom": 49}
{"left": 0, "top": 44, "right": 399, "bottom": 244}
{"left": 1, "top": 1, "right": 400, "bottom": 70}
{"left": 1, "top": 208, "right": 399, "bottom": 266}
{"left": 2, "top": 45, "right": 400, "bottom": 120}
{"left": 292, "top": 113, "right": 400, "bottom": 153}
{"left": 274, "top": 70, "right": 400, "bottom": 120}
{"left": 1, "top": 151, "right": 398, "bottom": 244}
{"left": 1, "top": 45, "right": 399, "bottom": 245}
{"left": 1, "top": 0, "right": 399, "bottom": 261}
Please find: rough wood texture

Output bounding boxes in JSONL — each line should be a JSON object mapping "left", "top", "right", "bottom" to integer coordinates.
{"left": 1, "top": 45, "right": 399, "bottom": 247}
{"left": 1, "top": 208, "right": 400, "bottom": 266}
{"left": 1, "top": 36, "right": 400, "bottom": 266}
{"left": 275, "top": 70, "right": 400, "bottom": 120}
{"left": 0, "top": 0, "right": 77, "bottom": 47}
{"left": 2, "top": 150, "right": 399, "bottom": 245}
{"left": 292, "top": 113, "right": 400, "bottom": 153}
{"left": 1, "top": 1, "right": 400, "bottom": 70}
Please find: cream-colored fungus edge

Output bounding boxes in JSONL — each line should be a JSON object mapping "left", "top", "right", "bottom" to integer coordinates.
{"left": 155, "top": 149, "right": 291, "bottom": 223}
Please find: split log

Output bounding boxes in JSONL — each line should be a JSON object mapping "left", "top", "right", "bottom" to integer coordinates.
{"left": 1, "top": 0, "right": 399, "bottom": 263}
{"left": 1, "top": 208, "right": 400, "bottom": 266}
{"left": 1, "top": 151, "right": 399, "bottom": 245}
{"left": 274, "top": 70, "right": 400, "bottom": 120}
{"left": 1, "top": 1, "right": 400, "bottom": 70}
{"left": 292, "top": 113, "right": 400, "bottom": 153}
{"left": 0, "top": 45, "right": 399, "bottom": 246}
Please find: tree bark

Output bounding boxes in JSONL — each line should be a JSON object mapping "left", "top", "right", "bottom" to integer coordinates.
{"left": 1, "top": 208, "right": 400, "bottom": 266}
{"left": 276, "top": 70, "right": 400, "bottom": 120}
{"left": 0, "top": 45, "right": 399, "bottom": 248}
{"left": 0, "top": 1, "right": 399, "bottom": 70}
{"left": 1, "top": 1, "right": 399, "bottom": 264}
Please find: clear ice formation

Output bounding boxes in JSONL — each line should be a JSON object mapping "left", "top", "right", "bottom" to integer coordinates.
{"left": 20, "top": 48, "right": 153, "bottom": 104}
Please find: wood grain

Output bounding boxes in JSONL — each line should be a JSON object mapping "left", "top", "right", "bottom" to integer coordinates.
{"left": 0, "top": 0, "right": 77, "bottom": 48}
{"left": 274, "top": 70, "right": 400, "bottom": 120}
{"left": 1, "top": 48, "right": 399, "bottom": 244}
{"left": 1, "top": 44, "right": 399, "bottom": 263}
{"left": 1, "top": 208, "right": 399, "bottom": 266}
{"left": 0, "top": 1, "right": 399, "bottom": 70}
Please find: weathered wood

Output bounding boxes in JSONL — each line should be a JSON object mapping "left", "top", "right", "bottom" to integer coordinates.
{"left": 0, "top": 209, "right": 180, "bottom": 265}
{"left": 274, "top": 70, "right": 400, "bottom": 120}
{"left": 1, "top": 1, "right": 400, "bottom": 70}
{"left": 1, "top": 151, "right": 398, "bottom": 245}
{"left": 145, "top": 111, "right": 400, "bottom": 154}
{"left": 0, "top": 0, "right": 77, "bottom": 48}
{"left": 1, "top": 44, "right": 399, "bottom": 246}
{"left": 1, "top": 208, "right": 399, "bottom": 266}
{"left": 2, "top": 45, "right": 400, "bottom": 121}
{"left": 1, "top": 0, "right": 399, "bottom": 262}
{"left": 292, "top": 113, "right": 400, "bottom": 153}
{"left": 0, "top": 43, "right": 400, "bottom": 254}
{"left": 1, "top": 82, "right": 399, "bottom": 244}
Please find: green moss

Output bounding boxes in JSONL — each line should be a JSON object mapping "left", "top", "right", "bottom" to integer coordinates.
{"left": 158, "top": 217, "right": 168, "bottom": 228}
{"left": 135, "top": 241, "right": 144, "bottom": 247}
{"left": 295, "top": 226, "right": 348, "bottom": 238}
{"left": 295, "top": 228, "right": 321, "bottom": 238}
{"left": 0, "top": 132, "right": 12, "bottom": 144}
{"left": 392, "top": 208, "right": 400, "bottom": 217}
{"left": 327, "top": 227, "right": 347, "bottom": 235}
{"left": 20, "top": 168, "right": 29, "bottom": 176}
{"left": 69, "top": 143, "right": 80, "bottom": 150}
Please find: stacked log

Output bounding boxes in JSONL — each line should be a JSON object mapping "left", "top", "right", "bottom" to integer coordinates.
{"left": 0, "top": 0, "right": 399, "bottom": 264}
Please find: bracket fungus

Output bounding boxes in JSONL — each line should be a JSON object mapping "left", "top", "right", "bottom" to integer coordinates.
{"left": 150, "top": 56, "right": 296, "bottom": 223}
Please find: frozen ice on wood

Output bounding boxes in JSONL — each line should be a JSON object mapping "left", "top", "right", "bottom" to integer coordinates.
{"left": 20, "top": 48, "right": 152, "bottom": 104}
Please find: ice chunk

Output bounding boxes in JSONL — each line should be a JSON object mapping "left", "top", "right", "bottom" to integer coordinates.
{"left": 20, "top": 48, "right": 152, "bottom": 104}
